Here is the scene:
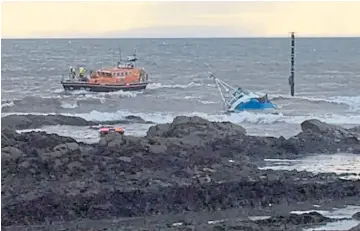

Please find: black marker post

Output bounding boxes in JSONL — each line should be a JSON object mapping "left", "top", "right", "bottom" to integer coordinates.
{"left": 289, "top": 32, "right": 295, "bottom": 96}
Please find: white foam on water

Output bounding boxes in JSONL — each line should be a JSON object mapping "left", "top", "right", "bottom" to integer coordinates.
{"left": 207, "top": 219, "right": 226, "bottom": 224}
{"left": 16, "top": 123, "right": 152, "bottom": 144}
{"left": 17, "top": 126, "right": 100, "bottom": 144}
{"left": 76, "top": 110, "right": 360, "bottom": 126}
{"left": 1, "top": 101, "right": 14, "bottom": 108}
{"left": 7, "top": 110, "right": 345, "bottom": 126}
{"left": 264, "top": 159, "right": 304, "bottom": 162}
{"left": 260, "top": 154, "right": 360, "bottom": 179}
{"left": 272, "top": 94, "right": 360, "bottom": 112}
{"left": 330, "top": 96, "right": 360, "bottom": 112}
{"left": 183, "top": 95, "right": 201, "bottom": 99}
{"left": 72, "top": 110, "right": 279, "bottom": 125}
{"left": 6, "top": 89, "right": 141, "bottom": 110}
{"left": 171, "top": 95, "right": 218, "bottom": 105}
{"left": 294, "top": 205, "right": 360, "bottom": 231}
{"left": 98, "top": 90, "right": 141, "bottom": 98}
{"left": 65, "top": 89, "right": 140, "bottom": 99}
{"left": 53, "top": 88, "right": 64, "bottom": 93}
{"left": 54, "top": 89, "right": 140, "bottom": 101}
{"left": 64, "top": 89, "right": 89, "bottom": 95}
{"left": 3, "top": 110, "right": 360, "bottom": 126}
{"left": 60, "top": 101, "right": 79, "bottom": 109}
{"left": 171, "top": 222, "right": 183, "bottom": 227}
{"left": 292, "top": 206, "right": 360, "bottom": 219}
{"left": 248, "top": 216, "right": 271, "bottom": 221}
{"left": 78, "top": 110, "right": 360, "bottom": 126}
{"left": 197, "top": 100, "right": 217, "bottom": 105}
{"left": 304, "top": 219, "right": 359, "bottom": 231}
{"left": 147, "top": 81, "right": 202, "bottom": 90}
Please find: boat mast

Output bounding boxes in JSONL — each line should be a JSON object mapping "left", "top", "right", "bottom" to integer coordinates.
{"left": 204, "top": 63, "right": 235, "bottom": 109}
{"left": 289, "top": 32, "right": 295, "bottom": 96}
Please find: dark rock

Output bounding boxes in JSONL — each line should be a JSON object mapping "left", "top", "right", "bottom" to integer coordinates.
{"left": 147, "top": 115, "right": 246, "bottom": 139}
{"left": 1, "top": 128, "right": 19, "bottom": 147}
{"left": 349, "top": 224, "right": 360, "bottom": 231}
{"left": 99, "top": 132, "right": 126, "bottom": 148}
{"left": 284, "top": 119, "right": 360, "bottom": 154}
{"left": 16, "top": 131, "right": 77, "bottom": 150}
{"left": 301, "top": 119, "right": 360, "bottom": 141}
{"left": 2, "top": 146, "right": 25, "bottom": 160}
{"left": 0, "top": 211, "right": 339, "bottom": 231}
{"left": 1, "top": 114, "right": 154, "bottom": 132}
{"left": 301, "top": 119, "right": 345, "bottom": 134}
{"left": 1, "top": 114, "right": 95, "bottom": 130}
{"left": 256, "top": 212, "right": 331, "bottom": 225}
{"left": 348, "top": 126, "right": 360, "bottom": 133}
{"left": 92, "top": 115, "right": 151, "bottom": 126}
{"left": 353, "top": 212, "right": 360, "bottom": 220}
{"left": 352, "top": 146, "right": 360, "bottom": 154}
{"left": 2, "top": 115, "right": 360, "bottom": 228}
{"left": 53, "top": 142, "right": 81, "bottom": 155}
{"left": 123, "top": 115, "right": 149, "bottom": 124}
{"left": 209, "top": 212, "right": 333, "bottom": 231}
{"left": 118, "top": 156, "right": 132, "bottom": 163}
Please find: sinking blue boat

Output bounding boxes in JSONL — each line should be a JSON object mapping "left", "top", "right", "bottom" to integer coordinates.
{"left": 205, "top": 64, "right": 276, "bottom": 112}
{"left": 225, "top": 87, "right": 276, "bottom": 112}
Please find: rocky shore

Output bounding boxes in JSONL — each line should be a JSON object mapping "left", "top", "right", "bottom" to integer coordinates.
{"left": 1, "top": 114, "right": 151, "bottom": 130}
{"left": 2, "top": 114, "right": 360, "bottom": 230}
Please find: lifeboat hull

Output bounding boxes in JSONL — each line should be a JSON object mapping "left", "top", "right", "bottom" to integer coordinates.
{"left": 61, "top": 81, "right": 148, "bottom": 92}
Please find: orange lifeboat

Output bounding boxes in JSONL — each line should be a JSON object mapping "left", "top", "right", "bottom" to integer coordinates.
{"left": 61, "top": 50, "right": 149, "bottom": 92}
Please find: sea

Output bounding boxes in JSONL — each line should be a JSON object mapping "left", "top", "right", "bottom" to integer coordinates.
{"left": 2, "top": 38, "right": 360, "bottom": 229}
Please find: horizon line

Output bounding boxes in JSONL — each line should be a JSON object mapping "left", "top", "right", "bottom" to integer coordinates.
{"left": 2, "top": 36, "right": 360, "bottom": 40}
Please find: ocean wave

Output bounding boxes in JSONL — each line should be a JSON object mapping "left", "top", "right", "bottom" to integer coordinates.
{"left": 55, "top": 88, "right": 141, "bottom": 98}
{"left": 1, "top": 89, "right": 141, "bottom": 111}
{"left": 4, "top": 109, "right": 360, "bottom": 126}
{"left": 147, "top": 81, "right": 202, "bottom": 90}
{"left": 1, "top": 96, "right": 103, "bottom": 111}
{"left": 271, "top": 94, "right": 360, "bottom": 112}
{"left": 1, "top": 101, "right": 15, "bottom": 109}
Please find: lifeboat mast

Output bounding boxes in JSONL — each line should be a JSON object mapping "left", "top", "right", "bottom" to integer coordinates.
{"left": 116, "top": 48, "right": 138, "bottom": 69}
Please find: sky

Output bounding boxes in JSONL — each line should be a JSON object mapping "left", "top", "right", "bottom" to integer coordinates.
{"left": 2, "top": 1, "right": 360, "bottom": 38}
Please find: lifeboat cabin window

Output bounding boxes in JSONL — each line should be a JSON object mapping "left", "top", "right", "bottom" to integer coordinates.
{"left": 98, "top": 72, "right": 111, "bottom": 77}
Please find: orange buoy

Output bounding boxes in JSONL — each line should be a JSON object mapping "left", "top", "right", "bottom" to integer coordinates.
{"left": 99, "top": 127, "right": 125, "bottom": 136}
{"left": 114, "top": 127, "right": 124, "bottom": 134}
